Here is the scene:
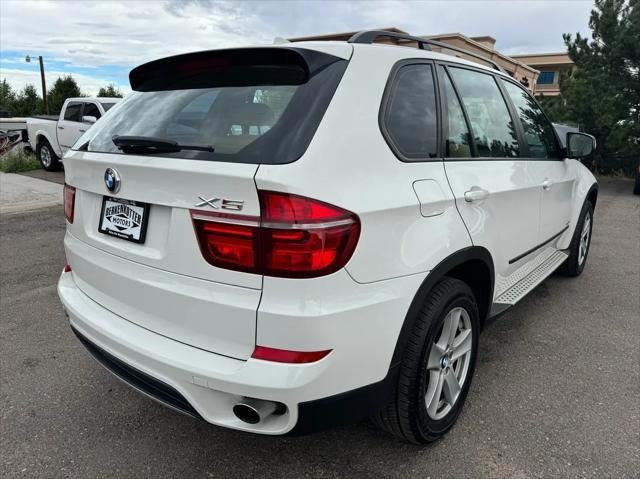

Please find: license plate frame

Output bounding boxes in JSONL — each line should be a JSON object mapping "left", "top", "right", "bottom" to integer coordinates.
{"left": 98, "top": 196, "right": 150, "bottom": 244}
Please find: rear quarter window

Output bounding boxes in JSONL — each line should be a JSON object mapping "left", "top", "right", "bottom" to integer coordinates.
{"left": 381, "top": 62, "right": 438, "bottom": 161}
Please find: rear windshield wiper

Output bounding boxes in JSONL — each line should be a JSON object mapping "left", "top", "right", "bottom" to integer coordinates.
{"left": 112, "top": 135, "right": 214, "bottom": 154}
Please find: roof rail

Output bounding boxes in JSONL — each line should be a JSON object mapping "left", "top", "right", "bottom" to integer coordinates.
{"left": 348, "top": 30, "right": 506, "bottom": 73}
{"left": 348, "top": 30, "right": 432, "bottom": 51}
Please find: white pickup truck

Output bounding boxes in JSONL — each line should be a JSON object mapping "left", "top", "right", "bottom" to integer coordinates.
{"left": 27, "top": 97, "right": 120, "bottom": 170}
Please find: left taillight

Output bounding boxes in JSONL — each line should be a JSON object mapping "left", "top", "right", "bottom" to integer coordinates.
{"left": 190, "top": 191, "right": 360, "bottom": 278}
{"left": 64, "top": 184, "right": 75, "bottom": 223}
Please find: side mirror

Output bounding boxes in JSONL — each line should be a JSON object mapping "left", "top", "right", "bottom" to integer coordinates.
{"left": 82, "top": 115, "right": 97, "bottom": 124}
{"left": 566, "top": 132, "right": 596, "bottom": 160}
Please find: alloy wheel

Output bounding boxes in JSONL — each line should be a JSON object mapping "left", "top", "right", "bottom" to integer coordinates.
{"left": 424, "top": 307, "right": 473, "bottom": 421}
{"left": 578, "top": 212, "right": 591, "bottom": 266}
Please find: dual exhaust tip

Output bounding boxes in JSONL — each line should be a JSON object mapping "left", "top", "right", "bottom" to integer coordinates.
{"left": 233, "top": 397, "right": 285, "bottom": 425}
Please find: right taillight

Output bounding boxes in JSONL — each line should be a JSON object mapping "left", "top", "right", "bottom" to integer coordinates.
{"left": 191, "top": 191, "right": 360, "bottom": 278}
{"left": 64, "top": 184, "right": 76, "bottom": 223}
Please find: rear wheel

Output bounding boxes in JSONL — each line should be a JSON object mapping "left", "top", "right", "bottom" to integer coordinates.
{"left": 372, "top": 277, "right": 479, "bottom": 444}
{"left": 36, "top": 139, "right": 60, "bottom": 171}
{"left": 556, "top": 201, "right": 593, "bottom": 277}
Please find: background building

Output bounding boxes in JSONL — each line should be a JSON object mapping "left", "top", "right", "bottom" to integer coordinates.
{"left": 289, "top": 28, "right": 571, "bottom": 96}
{"left": 511, "top": 52, "right": 574, "bottom": 96}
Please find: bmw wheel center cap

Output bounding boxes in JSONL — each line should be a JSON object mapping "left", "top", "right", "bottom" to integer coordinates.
{"left": 104, "top": 168, "right": 121, "bottom": 194}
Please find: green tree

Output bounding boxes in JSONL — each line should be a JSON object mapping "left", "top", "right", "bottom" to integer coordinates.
{"left": 97, "top": 84, "right": 123, "bottom": 98}
{"left": 47, "top": 75, "right": 82, "bottom": 114}
{"left": 544, "top": 0, "right": 639, "bottom": 172}
{"left": 0, "top": 78, "right": 17, "bottom": 115}
{"left": 13, "top": 85, "right": 43, "bottom": 117}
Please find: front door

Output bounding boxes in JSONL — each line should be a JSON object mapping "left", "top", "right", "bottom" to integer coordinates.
{"left": 499, "top": 79, "right": 574, "bottom": 243}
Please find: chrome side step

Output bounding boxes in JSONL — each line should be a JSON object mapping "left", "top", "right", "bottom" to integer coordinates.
{"left": 494, "top": 249, "right": 568, "bottom": 306}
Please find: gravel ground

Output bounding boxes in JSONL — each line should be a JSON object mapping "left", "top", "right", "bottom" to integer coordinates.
{"left": 1, "top": 177, "right": 638, "bottom": 478}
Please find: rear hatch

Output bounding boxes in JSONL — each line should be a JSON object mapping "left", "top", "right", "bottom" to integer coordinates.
{"left": 64, "top": 45, "right": 351, "bottom": 359}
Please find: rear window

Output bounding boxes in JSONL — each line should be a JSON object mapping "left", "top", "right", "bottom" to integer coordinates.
{"left": 78, "top": 48, "right": 348, "bottom": 164}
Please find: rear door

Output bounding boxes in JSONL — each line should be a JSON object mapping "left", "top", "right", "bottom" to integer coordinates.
{"left": 438, "top": 64, "right": 543, "bottom": 286}
{"left": 64, "top": 46, "right": 351, "bottom": 359}
{"left": 57, "top": 101, "right": 85, "bottom": 154}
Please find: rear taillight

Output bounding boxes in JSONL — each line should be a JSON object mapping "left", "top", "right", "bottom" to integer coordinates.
{"left": 64, "top": 184, "right": 75, "bottom": 223}
{"left": 191, "top": 191, "right": 360, "bottom": 278}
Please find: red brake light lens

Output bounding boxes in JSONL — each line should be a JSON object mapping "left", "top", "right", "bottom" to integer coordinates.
{"left": 64, "top": 184, "right": 75, "bottom": 223}
{"left": 251, "top": 346, "right": 331, "bottom": 364}
{"left": 190, "top": 191, "right": 360, "bottom": 278}
{"left": 191, "top": 213, "right": 259, "bottom": 273}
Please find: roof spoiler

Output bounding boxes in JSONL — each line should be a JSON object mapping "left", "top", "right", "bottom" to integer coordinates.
{"left": 129, "top": 47, "right": 342, "bottom": 92}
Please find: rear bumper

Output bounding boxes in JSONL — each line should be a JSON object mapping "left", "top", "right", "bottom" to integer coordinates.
{"left": 58, "top": 268, "right": 421, "bottom": 435}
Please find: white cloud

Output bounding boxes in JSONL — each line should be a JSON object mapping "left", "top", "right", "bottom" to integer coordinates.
{"left": 0, "top": 0, "right": 594, "bottom": 94}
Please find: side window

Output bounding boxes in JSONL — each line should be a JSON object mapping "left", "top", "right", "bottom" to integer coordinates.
{"left": 501, "top": 80, "right": 561, "bottom": 159}
{"left": 63, "top": 102, "right": 82, "bottom": 122}
{"left": 383, "top": 63, "right": 438, "bottom": 160}
{"left": 83, "top": 103, "right": 101, "bottom": 120}
{"left": 439, "top": 66, "right": 472, "bottom": 158}
{"left": 449, "top": 68, "right": 520, "bottom": 158}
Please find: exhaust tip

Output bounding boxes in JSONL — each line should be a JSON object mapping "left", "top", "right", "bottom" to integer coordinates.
{"left": 233, "top": 403, "right": 261, "bottom": 424}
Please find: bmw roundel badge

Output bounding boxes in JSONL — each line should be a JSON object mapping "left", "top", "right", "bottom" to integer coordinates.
{"left": 104, "top": 167, "right": 121, "bottom": 194}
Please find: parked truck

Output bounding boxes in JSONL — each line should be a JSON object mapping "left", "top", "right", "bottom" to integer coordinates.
{"left": 27, "top": 97, "right": 121, "bottom": 170}
{"left": 0, "top": 97, "right": 121, "bottom": 170}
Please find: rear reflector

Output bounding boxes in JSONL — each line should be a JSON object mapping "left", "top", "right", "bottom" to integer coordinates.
{"left": 191, "top": 192, "right": 360, "bottom": 278}
{"left": 63, "top": 264, "right": 72, "bottom": 273}
{"left": 64, "top": 184, "right": 75, "bottom": 223}
{"left": 251, "top": 346, "right": 331, "bottom": 364}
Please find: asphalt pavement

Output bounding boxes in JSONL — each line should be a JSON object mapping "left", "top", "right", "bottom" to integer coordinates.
{"left": 0, "top": 177, "right": 638, "bottom": 478}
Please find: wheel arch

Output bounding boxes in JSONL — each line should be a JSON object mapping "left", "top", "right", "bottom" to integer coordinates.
{"left": 36, "top": 132, "right": 55, "bottom": 151}
{"left": 389, "top": 246, "right": 494, "bottom": 367}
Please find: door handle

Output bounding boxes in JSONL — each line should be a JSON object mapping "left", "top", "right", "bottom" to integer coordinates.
{"left": 542, "top": 179, "right": 553, "bottom": 191}
{"left": 79, "top": 129, "right": 86, "bottom": 133}
{"left": 464, "top": 186, "right": 490, "bottom": 202}
{"left": 57, "top": 126, "right": 64, "bottom": 130}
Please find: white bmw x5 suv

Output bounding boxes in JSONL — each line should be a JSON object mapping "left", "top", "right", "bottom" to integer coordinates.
{"left": 58, "top": 31, "right": 598, "bottom": 443}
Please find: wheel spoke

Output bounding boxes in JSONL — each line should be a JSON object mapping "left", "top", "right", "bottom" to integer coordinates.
{"left": 442, "top": 369, "right": 461, "bottom": 405}
{"left": 426, "top": 371, "right": 444, "bottom": 417}
{"left": 451, "top": 328, "right": 472, "bottom": 361}
{"left": 444, "top": 309, "right": 461, "bottom": 348}
{"left": 427, "top": 342, "right": 446, "bottom": 371}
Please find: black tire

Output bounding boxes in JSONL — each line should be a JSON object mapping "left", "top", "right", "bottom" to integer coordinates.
{"left": 36, "top": 138, "right": 60, "bottom": 171}
{"left": 372, "top": 277, "right": 480, "bottom": 444}
{"left": 556, "top": 201, "right": 594, "bottom": 277}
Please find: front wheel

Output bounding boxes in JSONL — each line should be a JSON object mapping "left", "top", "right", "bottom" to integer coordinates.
{"left": 372, "top": 277, "right": 480, "bottom": 444}
{"left": 556, "top": 201, "right": 593, "bottom": 277}
{"left": 36, "top": 139, "right": 60, "bottom": 172}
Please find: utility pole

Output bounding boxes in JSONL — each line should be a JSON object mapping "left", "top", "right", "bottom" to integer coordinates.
{"left": 38, "top": 56, "right": 48, "bottom": 114}
{"left": 25, "top": 55, "right": 48, "bottom": 114}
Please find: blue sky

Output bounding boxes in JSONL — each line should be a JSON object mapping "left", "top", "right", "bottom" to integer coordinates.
{"left": 0, "top": 0, "right": 593, "bottom": 96}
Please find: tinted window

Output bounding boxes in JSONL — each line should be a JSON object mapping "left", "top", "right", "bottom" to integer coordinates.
{"left": 78, "top": 54, "right": 347, "bottom": 164}
{"left": 383, "top": 64, "right": 438, "bottom": 159}
{"left": 83, "top": 102, "right": 101, "bottom": 120}
{"left": 449, "top": 68, "right": 519, "bottom": 158}
{"left": 63, "top": 102, "right": 82, "bottom": 122}
{"left": 440, "top": 66, "right": 472, "bottom": 158}
{"left": 537, "top": 72, "right": 555, "bottom": 85}
{"left": 100, "top": 102, "right": 116, "bottom": 111}
{"left": 502, "top": 80, "right": 560, "bottom": 159}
